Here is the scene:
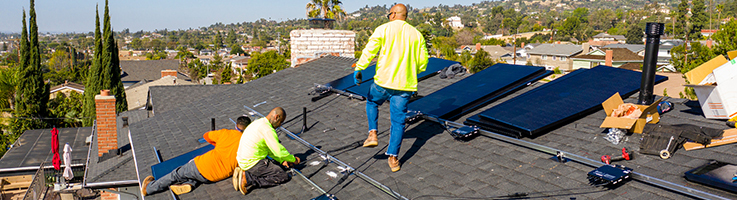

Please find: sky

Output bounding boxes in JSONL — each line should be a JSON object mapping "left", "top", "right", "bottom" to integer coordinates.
{"left": 1, "top": 0, "right": 488, "bottom": 33}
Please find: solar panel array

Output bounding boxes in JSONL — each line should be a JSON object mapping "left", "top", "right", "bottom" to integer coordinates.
{"left": 408, "top": 64, "right": 550, "bottom": 120}
{"left": 465, "top": 65, "right": 668, "bottom": 138}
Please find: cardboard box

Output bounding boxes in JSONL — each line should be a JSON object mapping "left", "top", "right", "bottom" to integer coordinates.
{"left": 684, "top": 56, "right": 737, "bottom": 119}
{"left": 728, "top": 50, "right": 737, "bottom": 60}
{"left": 600, "top": 92, "right": 662, "bottom": 133}
{"left": 684, "top": 128, "right": 737, "bottom": 150}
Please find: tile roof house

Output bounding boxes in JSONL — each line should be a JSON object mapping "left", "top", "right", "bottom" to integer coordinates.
{"left": 49, "top": 81, "right": 85, "bottom": 99}
{"left": 571, "top": 48, "right": 644, "bottom": 70}
{"left": 120, "top": 60, "right": 191, "bottom": 88}
{"left": 74, "top": 55, "right": 736, "bottom": 200}
{"left": 525, "top": 44, "right": 586, "bottom": 71}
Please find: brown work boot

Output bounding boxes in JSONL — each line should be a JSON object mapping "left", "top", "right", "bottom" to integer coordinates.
{"left": 141, "top": 176, "right": 154, "bottom": 196}
{"left": 363, "top": 130, "right": 378, "bottom": 147}
{"left": 388, "top": 156, "right": 400, "bottom": 172}
{"left": 238, "top": 169, "right": 248, "bottom": 195}
{"left": 232, "top": 167, "right": 242, "bottom": 192}
{"left": 169, "top": 184, "right": 192, "bottom": 195}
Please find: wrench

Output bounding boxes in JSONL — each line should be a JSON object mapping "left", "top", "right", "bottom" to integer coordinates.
{"left": 659, "top": 136, "right": 674, "bottom": 159}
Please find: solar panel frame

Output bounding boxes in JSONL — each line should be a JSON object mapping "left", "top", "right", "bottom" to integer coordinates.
{"left": 468, "top": 65, "right": 668, "bottom": 138}
{"left": 408, "top": 63, "right": 551, "bottom": 120}
{"left": 324, "top": 65, "right": 376, "bottom": 90}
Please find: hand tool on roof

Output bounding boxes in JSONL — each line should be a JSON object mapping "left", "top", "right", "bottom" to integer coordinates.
{"left": 601, "top": 147, "right": 632, "bottom": 164}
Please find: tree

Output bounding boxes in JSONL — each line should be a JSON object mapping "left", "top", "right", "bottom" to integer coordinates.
{"left": 226, "top": 29, "right": 238, "bottom": 46}
{"left": 675, "top": 0, "right": 689, "bottom": 39}
{"left": 306, "top": 0, "right": 346, "bottom": 20}
{"left": 0, "top": 67, "right": 18, "bottom": 110}
{"left": 220, "top": 64, "right": 233, "bottom": 84}
{"left": 11, "top": 0, "right": 48, "bottom": 146}
{"left": 230, "top": 46, "right": 246, "bottom": 56}
{"left": 626, "top": 24, "right": 644, "bottom": 44}
{"left": 100, "top": 0, "right": 127, "bottom": 112}
{"left": 712, "top": 20, "right": 737, "bottom": 55}
{"left": 82, "top": 6, "right": 103, "bottom": 126}
{"left": 246, "top": 51, "right": 289, "bottom": 79}
{"left": 468, "top": 49, "right": 494, "bottom": 73}
{"left": 214, "top": 32, "right": 223, "bottom": 49}
{"left": 47, "top": 91, "right": 84, "bottom": 127}
{"left": 690, "top": 0, "right": 708, "bottom": 39}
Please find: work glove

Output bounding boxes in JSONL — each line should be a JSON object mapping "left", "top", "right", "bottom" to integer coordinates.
{"left": 352, "top": 63, "right": 362, "bottom": 85}
{"left": 354, "top": 70, "right": 362, "bottom": 86}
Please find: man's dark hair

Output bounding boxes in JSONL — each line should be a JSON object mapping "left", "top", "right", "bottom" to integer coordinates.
{"left": 236, "top": 116, "right": 251, "bottom": 128}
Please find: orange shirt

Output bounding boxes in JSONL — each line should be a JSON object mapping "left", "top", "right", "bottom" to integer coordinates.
{"left": 193, "top": 129, "right": 243, "bottom": 182}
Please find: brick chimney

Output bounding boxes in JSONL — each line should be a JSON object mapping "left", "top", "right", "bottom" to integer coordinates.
{"left": 706, "top": 39, "right": 713, "bottom": 48}
{"left": 605, "top": 50, "right": 614, "bottom": 67}
{"left": 95, "top": 90, "right": 117, "bottom": 157}
{"left": 475, "top": 43, "right": 481, "bottom": 51}
{"left": 161, "top": 69, "right": 177, "bottom": 78}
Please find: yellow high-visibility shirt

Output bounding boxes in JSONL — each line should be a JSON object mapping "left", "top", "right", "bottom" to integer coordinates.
{"left": 355, "top": 20, "right": 429, "bottom": 91}
{"left": 236, "top": 118, "right": 295, "bottom": 171}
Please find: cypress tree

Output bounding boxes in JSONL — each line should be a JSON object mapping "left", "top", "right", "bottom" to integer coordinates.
{"left": 12, "top": 0, "right": 48, "bottom": 134}
{"left": 101, "top": 0, "right": 127, "bottom": 112}
{"left": 82, "top": 6, "right": 103, "bottom": 126}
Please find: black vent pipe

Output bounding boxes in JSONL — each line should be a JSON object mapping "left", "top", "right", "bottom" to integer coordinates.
{"left": 639, "top": 23, "right": 664, "bottom": 105}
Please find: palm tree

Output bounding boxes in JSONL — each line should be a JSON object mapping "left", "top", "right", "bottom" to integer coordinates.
{"left": 305, "top": 0, "right": 346, "bottom": 20}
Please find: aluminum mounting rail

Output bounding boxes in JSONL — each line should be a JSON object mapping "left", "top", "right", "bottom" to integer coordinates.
{"left": 312, "top": 83, "right": 366, "bottom": 101}
{"left": 411, "top": 112, "right": 729, "bottom": 200}
{"left": 244, "top": 105, "right": 407, "bottom": 200}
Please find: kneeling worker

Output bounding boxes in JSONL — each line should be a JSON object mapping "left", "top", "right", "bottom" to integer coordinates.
{"left": 234, "top": 107, "right": 300, "bottom": 194}
{"left": 141, "top": 116, "right": 251, "bottom": 196}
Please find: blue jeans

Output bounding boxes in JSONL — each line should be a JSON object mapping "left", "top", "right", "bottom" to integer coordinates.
{"left": 147, "top": 160, "right": 212, "bottom": 194}
{"left": 366, "top": 83, "right": 412, "bottom": 156}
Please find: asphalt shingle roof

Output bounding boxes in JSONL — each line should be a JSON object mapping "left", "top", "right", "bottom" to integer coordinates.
{"left": 526, "top": 44, "right": 583, "bottom": 57}
{"left": 573, "top": 48, "right": 644, "bottom": 62}
{"left": 126, "top": 55, "right": 736, "bottom": 200}
{"left": 120, "top": 60, "right": 190, "bottom": 84}
{"left": 85, "top": 109, "right": 149, "bottom": 183}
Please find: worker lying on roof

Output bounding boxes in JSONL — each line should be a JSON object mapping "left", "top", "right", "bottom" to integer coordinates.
{"left": 233, "top": 107, "right": 301, "bottom": 195}
{"left": 141, "top": 116, "right": 252, "bottom": 196}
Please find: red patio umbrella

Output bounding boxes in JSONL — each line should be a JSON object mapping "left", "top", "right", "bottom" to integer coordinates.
{"left": 52, "top": 127, "right": 60, "bottom": 171}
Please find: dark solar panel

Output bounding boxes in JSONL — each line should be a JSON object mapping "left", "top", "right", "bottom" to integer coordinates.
{"left": 344, "top": 58, "right": 459, "bottom": 97}
{"left": 324, "top": 65, "right": 376, "bottom": 90}
{"left": 408, "top": 64, "right": 550, "bottom": 120}
{"left": 151, "top": 144, "right": 214, "bottom": 179}
{"left": 466, "top": 65, "right": 668, "bottom": 138}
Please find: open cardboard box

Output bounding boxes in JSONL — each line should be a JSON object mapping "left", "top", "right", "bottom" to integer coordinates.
{"left": 684, "top": 56, "right": 737, "bottom": 119}
{"left": 599, "top": 92, "right": 662, "bottom": 134}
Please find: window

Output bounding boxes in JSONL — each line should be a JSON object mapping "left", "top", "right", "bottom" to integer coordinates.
{"left": 541, "top": 55, "right": 547, "bottom": 60}
{"left": 560, "top": 57, "right": 566, "bottom": 61}
{"left": 552, "top": 56, "right": 557, "bottom": 61}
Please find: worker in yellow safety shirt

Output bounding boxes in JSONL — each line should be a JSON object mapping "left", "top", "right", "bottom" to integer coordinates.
{"left": 233, "top": 107, "right": 300, "bottom": 194}
{"left": 353, "top": 3, "right": 429, "bottom": 172}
